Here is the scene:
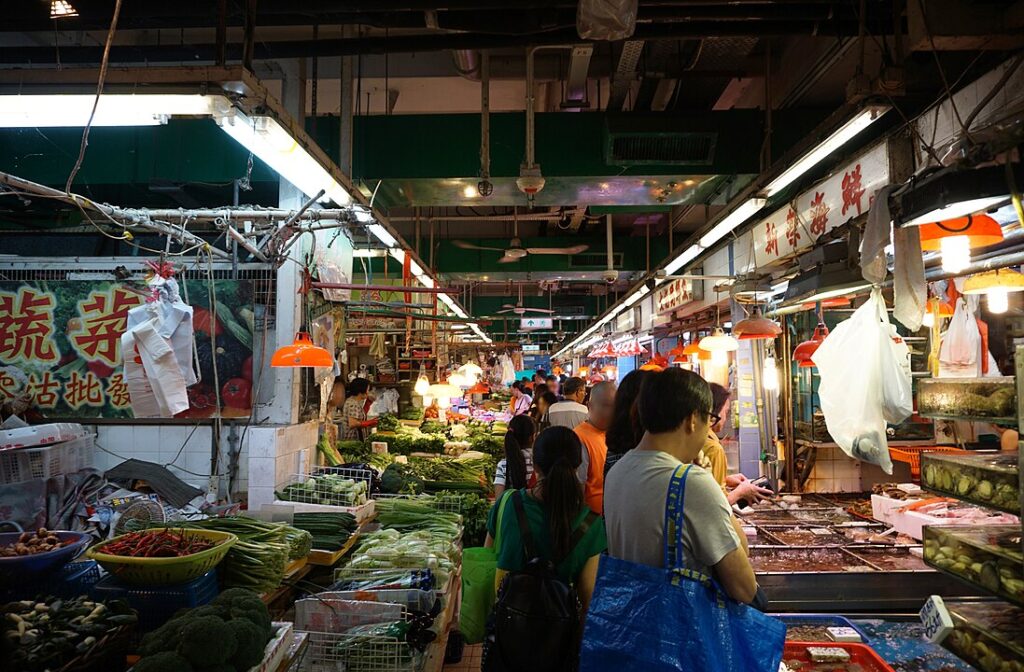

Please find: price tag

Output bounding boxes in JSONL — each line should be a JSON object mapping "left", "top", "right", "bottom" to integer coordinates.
{"left": 394, "top": 455, "right": 408, "bottom": 464}
{"left": 920, "top": 595, "right": 955, "bottom": 643}
{"left": 809, "top": 528, "right": 833, "bottom": 536}
{"left": 371, "top": 441, "right": 390, "bottom": 455}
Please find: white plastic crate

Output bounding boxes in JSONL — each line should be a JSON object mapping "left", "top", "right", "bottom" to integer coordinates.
{"left": 0, "top": 433, "right": 94, "bottom": 485}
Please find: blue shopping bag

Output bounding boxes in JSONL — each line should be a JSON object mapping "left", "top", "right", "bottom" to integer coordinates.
{"left": 580, "top": 465, "right": 786, "bottom": 672}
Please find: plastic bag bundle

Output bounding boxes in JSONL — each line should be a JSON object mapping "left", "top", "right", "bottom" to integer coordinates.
{"left": 812, "top": 289, "right": 912, "bottom": 474}
{"left": 939, "top": 297, "right": 982, "bottom": 377}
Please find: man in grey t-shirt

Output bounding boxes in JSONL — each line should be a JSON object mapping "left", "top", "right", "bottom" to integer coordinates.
{"left": 603, "top": 368, "right": 757, "bottom": 604}
{"left": 546, "top": 376, "right": 589, "bottom": 429}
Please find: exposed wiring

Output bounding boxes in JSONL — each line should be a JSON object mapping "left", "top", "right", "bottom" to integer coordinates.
{"left": 65, "top": 0, "right": 123, "bottom": 194}
{"left": 915, "top": 0, "right": 971, "bottom": 142}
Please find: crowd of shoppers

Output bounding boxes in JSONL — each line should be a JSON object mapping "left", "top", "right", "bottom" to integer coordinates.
{"left": 485, "top": 366, "right": 771, "bottom": 669}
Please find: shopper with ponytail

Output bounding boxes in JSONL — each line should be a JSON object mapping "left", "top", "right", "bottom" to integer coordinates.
{"left": 493, "top": 414, "right": 537, "bottom": 498}
{"left": 486, "top": 426, "right": 608, "bottom": 611}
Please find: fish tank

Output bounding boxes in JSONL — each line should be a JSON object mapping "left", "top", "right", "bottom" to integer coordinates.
{"left": 943, "top": 600, "right": 1024, "bottom": 672}
{"left": 920, "top": 451, "right": 1020, "bottom": 513}
{"left": 917, "top": 376, "right": 1017, "bottom": 423}
{"left": 923, "top": 525, "right": 1024, "bottom": 607}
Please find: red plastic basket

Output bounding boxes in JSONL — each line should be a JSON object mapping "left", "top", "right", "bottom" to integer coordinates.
{"left": 888, "top": 446, "right": 970, "bottom": 482}
{"left": 783, "top": 642, "right": 895, "bottom": 672}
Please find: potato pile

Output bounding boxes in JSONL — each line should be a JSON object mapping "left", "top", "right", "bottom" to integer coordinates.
{"left": 0, "top": 528, "right": 68, "bottom": 557}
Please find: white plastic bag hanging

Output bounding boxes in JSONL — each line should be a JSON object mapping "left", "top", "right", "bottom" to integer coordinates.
{"left": 812, "top": 289, "right": 910, "bottom": 474}
{"left": 939, "top": 297, "right": 981, "bottom": 377}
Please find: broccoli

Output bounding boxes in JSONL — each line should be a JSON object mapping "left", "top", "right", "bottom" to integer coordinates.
{"left": 177, "top": 616, "right": 238, "bottom": 667}
{"left": 229, "top": 602, "right": 272, "bottom": 638}
{"left": 134, "top": 651, "right": 195, "bottom": 672}
{"left": 227, "top": 619, "right": 270, "bottom": 670}
{"left": 189, "top": 604, "right": 229, "bottom": 620}
{"left": 213, "top": 588, "right": 262, "bottom": 607}
{"left": 139, "top": 617, "right": 190, "bottom": 656}
{"left": 194, "top": 665, "right": 237, "bottom": 672}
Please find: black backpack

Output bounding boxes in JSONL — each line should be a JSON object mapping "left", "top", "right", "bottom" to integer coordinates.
{"left": 482, "top": 490, "right": 599, "bottom": 672}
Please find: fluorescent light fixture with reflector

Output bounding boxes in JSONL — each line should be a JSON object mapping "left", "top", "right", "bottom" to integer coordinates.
{"left": 0, "top": 94, "right": 225, "bottom": 128}
{"left": 416, "top": 274, "right": 435, "bottom": 288}
{"left": 217, "top": 109, "right": 352, "bottom": 206}
{"left": 664, "top": 244, "right": 703, "bottom": 275}
{"left": 763, "top": 104, "right": 889, "bottom": 197}
{"left": 353, "top": 249, "right": 387, "bottom": 258}
{"left": 897, "top": 163, "right": 1018, "bottom": 227}
{"left": 367, "top": 223, "right": 397, "bottom": 247}
{"left": 622, "top": 286, "right": 650, "bottom": 307}
{"left": 698, "top": 198, "right": 766, "bottom": 248}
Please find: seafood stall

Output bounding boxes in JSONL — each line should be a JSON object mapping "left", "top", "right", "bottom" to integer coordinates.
{"left": 739, "top": 495, "right": 989, "bottom": 611}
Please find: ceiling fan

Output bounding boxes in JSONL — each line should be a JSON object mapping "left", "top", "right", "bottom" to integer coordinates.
{"left": 497, "top": 283, "right": 555, "bottom": 315}
{"left": 452, "top": 207, "right": 588, "bottom": 263}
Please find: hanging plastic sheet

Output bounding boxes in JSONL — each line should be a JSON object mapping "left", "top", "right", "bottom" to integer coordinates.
{"left": 577, "top": 0, "right": 638, "bottom": 40}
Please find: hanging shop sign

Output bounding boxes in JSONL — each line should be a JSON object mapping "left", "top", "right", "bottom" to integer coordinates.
{"left": 616, "top": 308, "right": 636, "bottom": 333}
{"left": 520, "top": 317, "right": 553, "bottom": 330}
{"left": 654, "top": 277, "right": 698, "bottom": 315}
{"left": 347, "top": 278, "right": 431, "bottom": 331}
{"left": 0, "top": 280, "right": 255, "bottom": 420}
{"left": 750, "top": 142, "right": 889, "bottom": 268}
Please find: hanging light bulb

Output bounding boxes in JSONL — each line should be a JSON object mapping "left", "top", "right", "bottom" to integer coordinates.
{"left": 763, "top": 356, "right": 779, "bottom": 391}
{"left": 414, "top": 365, "right": 430, "bottom": 395}
{"left": 939, "top": 235, "right": 971, "bottom": 273}
{"left": 988, "top": 288, "right": 1009, "bottom": 314}
{"left": 921, "top": 310, "right": 935, "bottom": 328}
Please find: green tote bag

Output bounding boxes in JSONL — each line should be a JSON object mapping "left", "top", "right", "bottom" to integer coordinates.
{"left": 460, "top": 491, "right": 513, "bottom": 643}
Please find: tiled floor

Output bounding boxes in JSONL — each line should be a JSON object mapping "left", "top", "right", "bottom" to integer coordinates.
{"left": 443, "top": 643, "right": 483, "bottom": 671}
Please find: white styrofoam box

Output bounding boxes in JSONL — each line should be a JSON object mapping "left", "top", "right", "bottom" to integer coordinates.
{"left": 0, "top": 422, "right": 88, "bottom": 450}
{"left": 871, "top": 493, "right": 919, "bottom": 524}
{"left": 892, "top": 509, "right": 947, "bottom": 541}
{"left": 248, "top": 457, "right": 276, "bottom": 490}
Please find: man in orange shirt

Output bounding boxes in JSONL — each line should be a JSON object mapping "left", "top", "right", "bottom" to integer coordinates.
{"left": 574, "top": 381, "right": 616, "bottom": 514}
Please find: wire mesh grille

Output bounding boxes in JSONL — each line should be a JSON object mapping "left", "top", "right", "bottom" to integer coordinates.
{"left": 293, "top": 598, "right": 421, "bottom": 672}
{"left": 277, "top": 466, "right": 374, "bottom": 507}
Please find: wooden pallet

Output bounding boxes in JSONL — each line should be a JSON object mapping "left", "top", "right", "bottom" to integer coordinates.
{"left": 423, "top": 568, "right": 462, "bottom": 672}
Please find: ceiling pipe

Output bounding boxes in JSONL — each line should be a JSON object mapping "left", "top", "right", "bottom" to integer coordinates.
{"left": 452, "top": 49, "right": 480, "bottom": 81}
{"left": 479, "top": 52, "right": 491, "bottom": 194}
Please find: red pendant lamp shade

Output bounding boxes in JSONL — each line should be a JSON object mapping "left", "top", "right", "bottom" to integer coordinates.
{"left": 682, "top": 342, "right": 702, "bottom": 356}
{"left": 668, "top": 342, "right": 687, "bottom": 361}
{"left": 918, "top": 214, "right": 1003, "bottom": 251}
{"left": 733, "top": 315, "right": 782, "bottom": 340}
{"left": 271, "top": 332, "right": 333, "bottom": 368}
{"left": 793, "top": 323, "right": 829, "bottom": 368}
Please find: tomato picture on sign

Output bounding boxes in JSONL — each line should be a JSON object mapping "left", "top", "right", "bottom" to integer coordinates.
{"left": 0, "top": 280, "right": 254, "bottom": 420}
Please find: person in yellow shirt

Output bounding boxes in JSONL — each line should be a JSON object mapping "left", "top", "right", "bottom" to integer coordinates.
{"left": 701, "top": 383, "right": 773, "bottom": 506}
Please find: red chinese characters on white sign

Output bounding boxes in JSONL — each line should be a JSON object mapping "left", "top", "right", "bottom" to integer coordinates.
{"left": 751, "top": 143, "right": 888, "bottom": 268}
{"left": 654, "top": 278, "right": 696, "bottom": 315}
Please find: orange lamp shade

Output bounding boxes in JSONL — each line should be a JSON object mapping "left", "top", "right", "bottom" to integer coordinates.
{"left": 937, "top": 300, "right": 955, "bottom": 317}
{"left": 271, "top": 332, "right": 333, "bottom": 368}
{"left": 683, "top": 342, "right": 702, "bottom": 356}
{"left": 698, "top": 348, "right": 713, "bottom": 361}
{"left": 918, "top": 214, "right": 1003, "bottom": 251}
{"left": 577, "top": 366, "right": 589, "bottom": 376}
{"left": 801, "top": 297, "right": 851, "bottom": 311}
{"left": 469, "top": 382, "right": 489, "bottom": 394}
{"left": 639, "top": 362, "right": 665, "bottom": 371}
{"left": 668, "top": 343, "right": 687, "bottom": 361}
{"left": 733, "top": 316, "right": 782, "bottom": 340}
{"left": 793, "top": 323, "right": 829, "bottom": 368}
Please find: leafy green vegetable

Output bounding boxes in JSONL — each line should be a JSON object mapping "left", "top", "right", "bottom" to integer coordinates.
{"left": 376, "top": 414, "right": 400, "bottom": 432}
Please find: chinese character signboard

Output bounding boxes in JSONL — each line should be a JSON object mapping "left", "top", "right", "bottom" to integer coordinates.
{"left": 751, "top": 143, "right": 889, "bottom": 268}
{"left": 520, "top": 318, "right": 553, "bottom": 331}
{"left": 654, "top": 277, "right": 698, "bottom": 315}
{"left": 0, "top": 280, "right": 255, "bottom": 420}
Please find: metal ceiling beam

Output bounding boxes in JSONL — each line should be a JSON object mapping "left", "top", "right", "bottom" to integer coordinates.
{"left": 607, "top": 41, "right": 646, "bottom": 112}
{"left": 0, "top": 20, "right": 899, "bottom": 64}
{"left": 563, "top": 45, "right": 594, "bottom": 109}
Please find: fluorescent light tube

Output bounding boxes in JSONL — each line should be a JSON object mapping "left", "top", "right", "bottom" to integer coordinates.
{"left": 352, "top": 249, "right": 387, "bottom": 258}
{"left": 623, "top": 286, "right": 650, "bottom": 307}
{"left": 664, "top": 245, "right": 703, "bottom": 275}
{"left": 217, "top": 110, "right": 352, "bottom": 206}
{"left": 763, "top": 106, "right": 888, "bottom": 197}
{"left": 0, "top": 94, "right": 225, "bottom": 127}
{"left": 699, "top": 198, "right": 766, "bottom": 248}
{"left": 415, "top": 273, "right": 435, "bottom": 288}
{"left": 408, "top": 260, "right": 424, "bottom": 276}
{"left": 367, "top": 224, "right": 397, "bottom": 247}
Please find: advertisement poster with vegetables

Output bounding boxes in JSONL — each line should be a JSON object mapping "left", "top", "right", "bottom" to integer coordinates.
{"left": 0, "top": 280, "right": 254, "bottom": 420}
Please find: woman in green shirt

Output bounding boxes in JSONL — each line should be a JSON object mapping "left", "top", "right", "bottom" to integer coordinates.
{"left": 486, "top": 426, "right": 608, "bottom": 613}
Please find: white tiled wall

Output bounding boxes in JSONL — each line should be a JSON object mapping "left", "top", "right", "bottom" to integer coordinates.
{"left": 86, "top": 420, "right": 318, "bottom": 500}
{"left": 803, "top": 445, "right": 863, "bottom": 493}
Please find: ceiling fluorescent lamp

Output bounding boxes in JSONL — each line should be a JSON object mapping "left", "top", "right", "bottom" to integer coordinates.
{"left": 782, "top": 264, "right": 872, "bottom": 305}
{"left": 409, "top": 260, "right": 424, "bottom": 276}
{"left": 898, "top": 164, "right": 1019, "bottom": 227}
{"left": 699, "top": 198, "right": 767, "bottom": 249}
{"left": 415, "top": 274, "right": 435, "bottom": 288}
{"left": 622, "top": 286, "right": 650, "bottom": 307}
{"left": 353, "top": 249, "right": 387, "bottom": 258}
{"left": 0, "top": 94, "right": 224, "bottom": 128}
{"left": 217, "top": 109, "right": 352, "bottom": 206}
{"left": 367, "top": 223, "right": 397, "bottom": 247}
{"left": 763, "top": 105, "right": 889, "bottom": 197}
{"left": 389, "top": 248, "right": 406, "bottom": 264}
{"left": 664, "top": 244, "right": 703, "bottom": 275}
